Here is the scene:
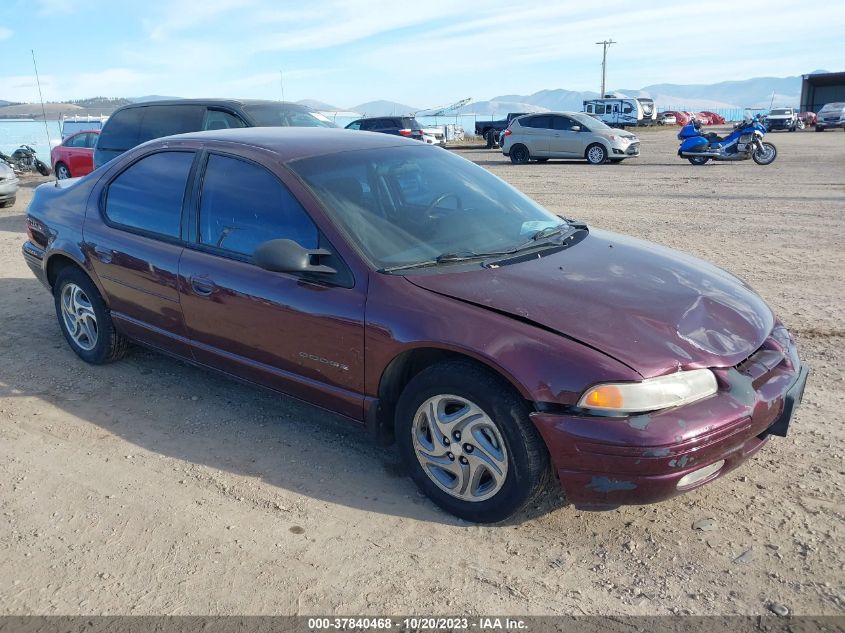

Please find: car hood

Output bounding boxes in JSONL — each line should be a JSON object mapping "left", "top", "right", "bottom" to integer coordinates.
{"left": 404, "top": 229, "right": 774, "bottom": 378}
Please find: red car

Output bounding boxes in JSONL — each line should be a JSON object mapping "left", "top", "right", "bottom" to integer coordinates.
{"left": 51, "top": 130, "right": 99, "bottom": 179}
{"left": 22, "top": 128, "right": 807, "bottom": 522}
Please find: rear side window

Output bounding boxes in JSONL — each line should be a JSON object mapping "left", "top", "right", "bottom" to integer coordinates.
{"left": 523, "top": 116, "right": 552, "bottom": 129}
{"left": 66, "top": 134, "right": 88, "bottom": 148}
{"left": 360, "top": 120, "right": 378, "bottom": 131}
{"left": 138, "top": 105, "right": 205, "bottom": 143}
{"left": 403, "top": 118, "right": 422, "bottom": 129}
{"left": 97, "top": 107, "right": 144, "bottom": 151}
{"left": 198, "top": 154, "right": 319, "bottom": 256}
{"left": 105, "top": 152, "right": 194, "bottom": 238}
{"left": 346, "top": 120, "right": 362, "bottom": 130}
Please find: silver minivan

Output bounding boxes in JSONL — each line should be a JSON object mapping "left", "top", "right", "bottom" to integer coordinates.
{"left": 501, "top": 111, "right": 640, "bottom": 164}
{"left": 815, "top": 102, "right": 845, "bottom": 131}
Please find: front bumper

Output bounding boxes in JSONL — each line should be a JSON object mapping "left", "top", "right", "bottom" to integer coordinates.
{"left": 818, "top": 119, "right": 845, "bottom": 129}
{"left": 531, "top": 329, "right": 806, "bottom": 508}
{"left": 610, "top": 140, "right": 640, "bottom": 157}
{"left": 0, "top": 180, "right": 18, "bottom": 200}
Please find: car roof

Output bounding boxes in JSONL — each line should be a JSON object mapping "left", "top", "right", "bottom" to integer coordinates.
{"left": 162, "top": 127, "right": 422, "bottom": 162}
{"left": 355, "top": 115, "right": 413, "bottom": 120}
{"left": 113, "top": 99, "right": 310, "bottom": 110}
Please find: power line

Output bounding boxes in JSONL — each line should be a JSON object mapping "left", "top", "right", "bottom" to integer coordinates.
{"left": 595, "top": 39, "right": 616, "bottom": 96}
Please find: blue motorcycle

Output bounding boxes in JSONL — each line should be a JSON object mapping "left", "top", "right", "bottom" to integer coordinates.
{"left": 677, "top": 115, "right": 777, "bottom": 165}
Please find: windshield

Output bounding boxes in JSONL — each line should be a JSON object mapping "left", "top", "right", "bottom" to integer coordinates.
{"left": 570, "top": 112, "right": 613, "bottom": 132}
{"left": 289, "top": 146, "right": 567, "bottom": 270}
{"left": 819, "top": 103, "right": 845, "bottom": 112}
{"left": 243, "top": 105, "right": 336, "bottom": 128}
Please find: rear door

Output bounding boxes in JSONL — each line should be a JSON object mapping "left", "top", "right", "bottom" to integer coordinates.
{"left": 177, "top": 151, "right": 367, "bottom": 419}
{"left": 518, "top": 115, "right": 552, "bottom": 156}
{"left": 68, "top": 132, "right": 97, "bottom": 176}
{"left": 84, "top": 150, "right": 197, "bottom": 355}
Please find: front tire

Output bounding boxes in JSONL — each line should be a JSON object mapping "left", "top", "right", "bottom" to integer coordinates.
{"left": 55, "top": 162, "right": 71, "bottom": 180}
{"left": 688, "top": 156, "right": 710, "bottom": 165}
{"left": 54, "top": 267, "right": 128, "bottom": 364}
{"left": 35, "top": 159, "right": 51, "bottom": 176}
{"left": 509, "top": 144, "right": 530, "bottom": 165}
{"left": 585, "top": 143, "right": 608, "bottom": 164}
{"left": 395, "top": 360, "right": 549, "bottom": 523}
{"left": 815, "top": 126, "right": 824, "bottom": 132}
{"left": 484, "top": 130, "right": 496, "bottom": 149}
{"left": 752, "top": 142, "right": 777, "bottom": 165}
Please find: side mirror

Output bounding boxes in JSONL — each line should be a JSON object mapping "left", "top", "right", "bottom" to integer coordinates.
{"left": 254, "top": 239, "right": 336, "bottom": 275}
{"left": 571, "top": 125, "right": 582, "bottom": 132}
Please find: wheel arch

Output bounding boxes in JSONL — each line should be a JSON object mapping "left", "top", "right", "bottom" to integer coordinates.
{"left": 584, "top": 141, "right": 609, "bottom": 162}
{"left": 369, "top": 345, "right": 534, "bottom": 445}
{"left": 44, "top": 250, "right": 108, "bottom": 303}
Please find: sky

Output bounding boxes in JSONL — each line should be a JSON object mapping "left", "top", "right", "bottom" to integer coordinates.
{"left": 1, "top": 0, "right": 844, "bottom": 109}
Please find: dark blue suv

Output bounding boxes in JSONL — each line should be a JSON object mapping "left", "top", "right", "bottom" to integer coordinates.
{"left": 344, "top": 116, "right": 425, "bottom": 141}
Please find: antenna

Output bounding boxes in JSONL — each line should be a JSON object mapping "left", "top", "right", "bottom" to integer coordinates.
{"left": 595, "top": 39, "right": 616, "bottom": 96}
{"left": 31, "top": 50, "right": 51, "bottom": 152}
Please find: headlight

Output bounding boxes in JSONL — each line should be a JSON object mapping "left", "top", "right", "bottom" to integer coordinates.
{"left": 578, "top": 369, "right": 717, "bottom": 414}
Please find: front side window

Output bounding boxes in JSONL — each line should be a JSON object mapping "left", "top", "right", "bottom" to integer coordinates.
{"left": 242, "top": 104, "right": 335, "bottom": 128}
{"left": 105, "top": 151, "right": 194, "bottom": 238}
{"left": 202, "top": 109, "right": 246, "bottom": 131}
{"left": 345, "top": 120, "right": 362, "bottom": 130}
{"left": 198, "top": 154, "right": 319, "bottom": 257}
{"left": 552, "top": 116, "right": 574, "bottom": 131}
{"left": 66, "top": 134, "right": 87, "bottom": 148}
{"left": 85, "top": 133, "right": 99, "bottom": 148}
{"left": 290, "top": 145, "right": 566, "bottom": 270}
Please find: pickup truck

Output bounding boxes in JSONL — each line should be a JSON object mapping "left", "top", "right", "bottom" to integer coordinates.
{"left": 475, "top": 112, "right": 528, "bottom": 148}
{"left": 766, "top": 108, "right": 800, "bottom": 132}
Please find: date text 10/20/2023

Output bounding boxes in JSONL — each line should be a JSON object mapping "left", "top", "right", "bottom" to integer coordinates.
{"left": 307, "top": 617, "right": 528, "bottom": 630}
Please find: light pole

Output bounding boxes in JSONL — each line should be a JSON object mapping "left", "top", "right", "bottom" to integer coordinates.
{"left": 595, "top": 39, "right": 616, "bottom": 97}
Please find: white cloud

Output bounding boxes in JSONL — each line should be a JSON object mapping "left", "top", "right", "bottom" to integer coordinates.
{"left": 0, "top": 27, "right": 13, "bottom": 41}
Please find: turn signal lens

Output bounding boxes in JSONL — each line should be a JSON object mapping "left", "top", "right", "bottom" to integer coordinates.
{"left": 578, "top": 369, "right": 718, "bottom": 414}
{"left": 582, "top": 385, "right": 624, "bottom": 409}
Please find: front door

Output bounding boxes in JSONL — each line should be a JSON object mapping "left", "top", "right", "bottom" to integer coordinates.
{"left": 178, "top": 152, "right": 367, "bottom": 420}
{"left": 84, "top": 150, "right": 196, "bottom": 356}
{"left": 547, "top": 115, "right": 584, "bottom": 157}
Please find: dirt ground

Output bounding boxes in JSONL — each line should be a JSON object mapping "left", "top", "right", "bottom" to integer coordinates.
{"left": 1, "top": 128, "right": 843, "bottom": 616}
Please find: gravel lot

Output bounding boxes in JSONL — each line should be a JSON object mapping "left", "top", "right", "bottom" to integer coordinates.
{"left": 1, "top": 128, "right": 843, "bottom": 616}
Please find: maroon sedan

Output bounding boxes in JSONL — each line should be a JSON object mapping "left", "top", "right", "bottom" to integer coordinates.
{"left": 21, "top": 128, "right": 807, "bottom": 522}
{"left": 50, "top": 130, "right": 99, "bottom": 179}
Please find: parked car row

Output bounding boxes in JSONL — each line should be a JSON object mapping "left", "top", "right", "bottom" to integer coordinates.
{"left": 343, "top": 116, "right": 446, "bottom": 146}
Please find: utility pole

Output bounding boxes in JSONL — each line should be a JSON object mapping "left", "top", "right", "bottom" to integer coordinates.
{"left": 595, "top": 39, "right": 616, "bottom": 97}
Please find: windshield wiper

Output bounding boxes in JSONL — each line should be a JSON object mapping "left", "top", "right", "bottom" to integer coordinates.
{"left": 380, "top": 248, "right": 515, "bottom": 273}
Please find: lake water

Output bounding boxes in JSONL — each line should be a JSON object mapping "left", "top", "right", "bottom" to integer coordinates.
{"left": 0, "top": 119, "right": 64, "bottom": 160}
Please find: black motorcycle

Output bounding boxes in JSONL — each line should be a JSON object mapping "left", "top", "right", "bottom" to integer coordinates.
{"left": 0, "top": 145, "right": 51, "bottom": 176}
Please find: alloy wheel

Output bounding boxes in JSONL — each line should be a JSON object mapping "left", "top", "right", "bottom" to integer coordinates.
{"left": 60, "top": 283, "right": 98, "bottom": 351}
{"left": 56, "top": 164, "right": 71, "bottom": 179}
{"left": 411, "top": 394, "right": 509, "bottom": 502}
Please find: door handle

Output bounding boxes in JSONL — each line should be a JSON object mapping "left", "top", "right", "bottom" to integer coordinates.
{"left": 93, "top": 246, "right": 113, "bottom": 264}
{"left": 190, "top": 277, "right": 216, "bottom": 297}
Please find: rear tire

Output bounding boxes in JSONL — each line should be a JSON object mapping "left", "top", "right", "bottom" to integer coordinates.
{"left": 585, "top": 143, "right": 608, "bottom": 164}
{"left": 395, "top": 360, "right": 549, "bottom": 523}
{"left": 484, "top": 130, "right": 496, "bottom": 149}
{"left": 53, "top": 267, "right": 128, "bottom": 364}
{"left": 509, "top": 144, "right": 530, "bottom": 165}
{"left": 0, "top": 197, "right": 14, "bottom": 208}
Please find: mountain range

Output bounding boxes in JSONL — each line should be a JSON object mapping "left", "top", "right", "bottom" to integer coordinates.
{"left": 0, "top": 73, "right": 825, "bottom": 119}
